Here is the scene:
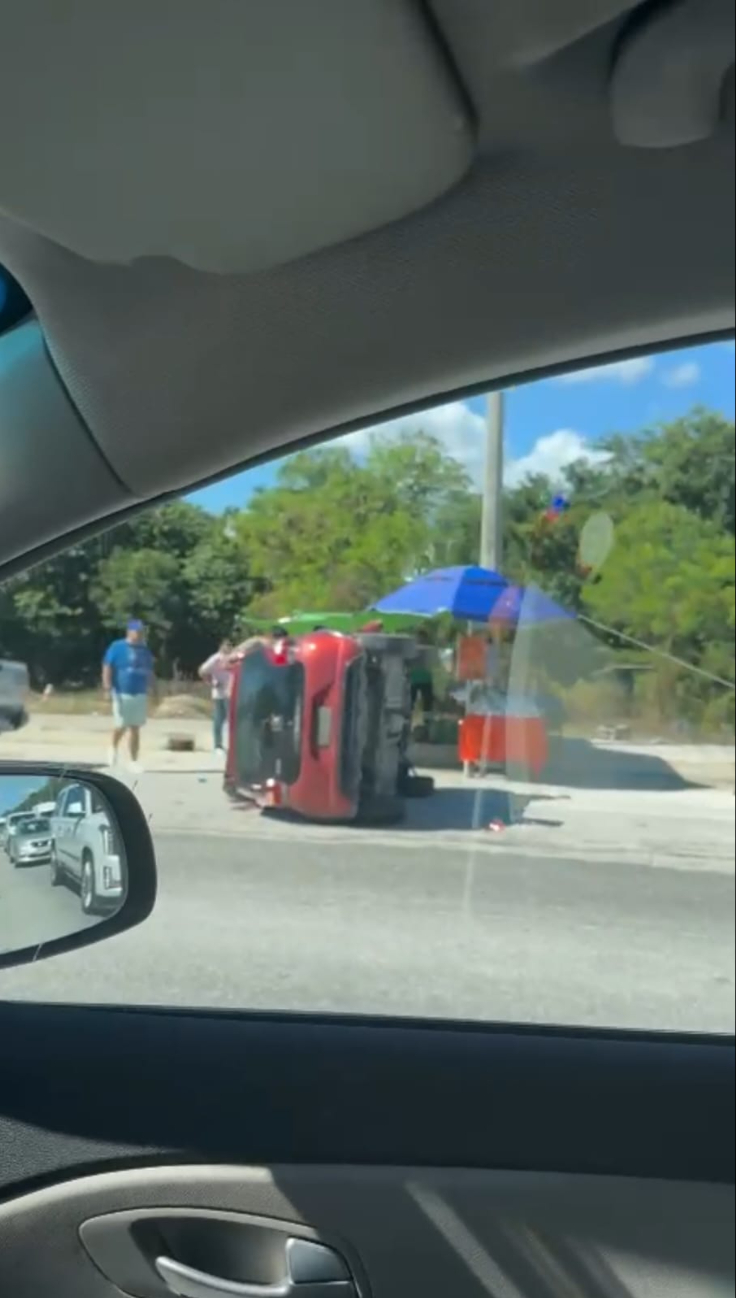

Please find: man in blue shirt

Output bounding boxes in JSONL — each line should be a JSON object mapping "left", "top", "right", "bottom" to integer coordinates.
{"left": 102, "top": 619, "right": 154, "bottom": 771}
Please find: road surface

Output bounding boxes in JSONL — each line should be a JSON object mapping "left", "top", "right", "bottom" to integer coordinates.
{"left": 2, "top": 829, "right": 733, "bottom": 1033}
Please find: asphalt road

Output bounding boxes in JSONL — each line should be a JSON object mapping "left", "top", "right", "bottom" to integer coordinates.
{"left": 2, "top": 831, "right": 733, "bottom": 1033}
{"left": 1, "top": 852, "right": 99, "bottom": 955}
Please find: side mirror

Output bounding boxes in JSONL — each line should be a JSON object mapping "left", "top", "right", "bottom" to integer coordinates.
{"left": 0, "top": 764, "right": 156, "bottom": 970}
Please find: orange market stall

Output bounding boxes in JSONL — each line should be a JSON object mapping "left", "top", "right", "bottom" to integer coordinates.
{"left": 373, "top": 567, "right": 573, "bottom": 780}
{"left": 455, "top": 630, "right": 549, "bottom": 779}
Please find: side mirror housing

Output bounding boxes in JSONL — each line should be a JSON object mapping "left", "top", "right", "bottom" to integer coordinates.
{"left": 0, "top": 764, "right": 156, "bottom": 970}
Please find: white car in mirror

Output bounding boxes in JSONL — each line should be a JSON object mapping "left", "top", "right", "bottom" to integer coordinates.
{"left": 50, "top": 781, "right": 124, "bottom": 916}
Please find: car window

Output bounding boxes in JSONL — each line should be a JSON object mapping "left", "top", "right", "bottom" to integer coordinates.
{"left": 1, "top": 338, "right": 734, "bottom": 1032}
{"left": 20, "top": 818, "right": 50, "bottom": 835}
{"left": 90, "top": 789, "right": 107, "bottom": 816}
{"left": 65, "top": 789, "right": 85, "bottom": 816}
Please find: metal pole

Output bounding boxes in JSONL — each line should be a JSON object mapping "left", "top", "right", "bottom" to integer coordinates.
{"left": 480, "top": 390, "right": 504, "bottom": 570}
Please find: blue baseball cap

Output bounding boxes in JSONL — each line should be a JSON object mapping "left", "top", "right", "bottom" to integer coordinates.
{"left": 127, "top": 618, "right": 145, "bottom": 632}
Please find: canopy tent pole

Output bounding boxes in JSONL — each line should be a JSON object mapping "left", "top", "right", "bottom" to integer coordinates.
{"left": 480, "top": 390, "right": 504, "bottom": 571}
{"left": 465, "top": 389, "right": 505, "bottom": 774}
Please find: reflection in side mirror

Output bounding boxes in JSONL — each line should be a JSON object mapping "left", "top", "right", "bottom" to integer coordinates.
{"left": 0, "top": 765, "right": 156, "bottom": 969}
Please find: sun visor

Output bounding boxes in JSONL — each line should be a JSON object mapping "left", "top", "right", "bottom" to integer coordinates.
{"left": 610, "top": 0, "right": 735, "bottom": 148}
{"left": 0, "top": 322, "right": 133, "bottom": 574}
{"left": 0, "top": 0, "right": 474, "bottom": 274}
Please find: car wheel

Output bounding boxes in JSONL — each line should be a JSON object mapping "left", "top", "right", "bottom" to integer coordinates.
{"left": 399, "top": 772, "right": 435, "bottom": 798}
{"left": 80, "top": 853, "right": 102, "bottom": 916}
{"left": 49, "top": 844, "right": 64, "bottom": 885}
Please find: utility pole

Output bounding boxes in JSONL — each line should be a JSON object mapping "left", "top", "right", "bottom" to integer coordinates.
{"left": 480, "top": 389, "right": 504, "bottom": 571}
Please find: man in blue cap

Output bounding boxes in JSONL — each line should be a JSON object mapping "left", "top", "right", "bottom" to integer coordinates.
{"left": 102, "top": 619, "right": 154, "bottom": 771}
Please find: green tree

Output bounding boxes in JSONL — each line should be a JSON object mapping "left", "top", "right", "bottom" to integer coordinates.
{"left": 640, "top": 408, "right": 735, "bottom": 534}
{"left": 1, "top": 539, "right": 110, "bottom": 686}
{"left": 583, "top": 500, "right": 735, "bottom": 720}
{"left": 184, "top": 523, "right": 254, "bottom": 642}
{"left": 91, "top": 548, "right": 184, "bottom": 674}
{"left": 235, "top": 433, "right": 471, "bottom": 616}
{"left": 111, "top": 500, "right": 213, "bottom": 559}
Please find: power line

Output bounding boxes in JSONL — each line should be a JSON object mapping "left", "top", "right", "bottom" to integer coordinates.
{"left": 578, "top": 614, "right": 735, "bottom": 691}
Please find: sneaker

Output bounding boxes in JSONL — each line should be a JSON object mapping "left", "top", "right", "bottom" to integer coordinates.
{"left": 128, "top": 760, "right": 144, "bottom": 776}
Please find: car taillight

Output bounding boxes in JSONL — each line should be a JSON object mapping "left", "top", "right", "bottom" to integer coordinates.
{"left": 272, "top": 639, "right": 294, "bottom": 665}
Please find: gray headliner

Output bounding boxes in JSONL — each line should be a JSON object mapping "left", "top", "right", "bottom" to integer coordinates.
{"left": 0, "top": 1, "right": 473, "bottom": 273}
{"left": 0, "top": 0, "right": 734, "bottom": 566}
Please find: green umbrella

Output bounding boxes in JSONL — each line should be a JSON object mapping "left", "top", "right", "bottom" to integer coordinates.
{"left": 276, "top": 610, "right": 421, "bottom": 634}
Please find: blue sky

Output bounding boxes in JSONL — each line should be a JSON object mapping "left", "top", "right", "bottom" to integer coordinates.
{"left": 0, "top": 775, "right": 49, "bottom": 816}
{"left": 190, "top": 339, "right": 735, "bottom": 513}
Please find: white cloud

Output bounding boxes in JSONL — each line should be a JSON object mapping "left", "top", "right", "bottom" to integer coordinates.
{"left": 661, "top": 361, "right": 700, "bottom": 388}
{"left": 504, "top": 429, "right": 609, "bottom": 487}
{"left": 343, "top": 400, "right": 487, "bottom": 481}
{"left": 556, "top": 356, "right": 654, "bottom": 386}
{"left": 342, "top": 400, "right": 606, "bottom": 490}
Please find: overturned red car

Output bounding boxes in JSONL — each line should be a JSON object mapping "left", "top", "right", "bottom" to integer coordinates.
{"left": 224, "top": 629, "right": 433, "bottom": 822}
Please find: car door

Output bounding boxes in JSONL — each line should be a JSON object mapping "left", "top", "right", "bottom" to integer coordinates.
{"left": 51, "top": 789, "right": 70, "bottom": 867}
{"left": 61, "top": 784, "right": 87, "bottom": 883}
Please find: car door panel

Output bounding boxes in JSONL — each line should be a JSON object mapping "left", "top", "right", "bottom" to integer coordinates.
{"left": 63, "top": 787, "right": 86, "bottom": 880}
{"left": 0, "top": 1002, "right": 732, "bottom": 1296}
{"left": 0, "top": 1003, "right": 733, "bottom": 1188}
{"left": 0, "top": 1162, "right": 732, "bottom": 1298}
{"left": 69, "top": 817, "right": 84, "bottom": 881}
{"left": 54, "top": 791, "right": 70, "bottom": 868}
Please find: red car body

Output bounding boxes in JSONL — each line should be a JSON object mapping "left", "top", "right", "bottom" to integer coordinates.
{"left": 224, "top": 632, "right": 364, "bottom": 821}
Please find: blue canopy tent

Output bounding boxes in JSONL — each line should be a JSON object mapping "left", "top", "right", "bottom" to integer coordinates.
{"left": 486, "top": 582, "right": 573, "bottom": 627}
{"left": 372, "top": 566, "right": 509, "bottom": 622}
{"left": 372, "top": 565, "right": 572, "bottom": 625}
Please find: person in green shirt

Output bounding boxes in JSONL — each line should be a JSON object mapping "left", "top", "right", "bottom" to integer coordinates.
{"left": 410, "top": 658, "right": 434, "bottom": 719}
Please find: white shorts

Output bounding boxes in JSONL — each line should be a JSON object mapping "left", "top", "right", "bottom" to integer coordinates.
{"left": 112, "top": 693, "right": 148, "bottom": 728}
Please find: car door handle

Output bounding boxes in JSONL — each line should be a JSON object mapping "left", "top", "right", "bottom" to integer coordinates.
{"left": 156, "top": 1237, "right": 356, "bottom": 1298}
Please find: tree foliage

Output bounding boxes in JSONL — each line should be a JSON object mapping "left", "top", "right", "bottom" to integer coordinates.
{"left": 234, "top": 434, "right": 470, "bottom": 615}
{"left": 0, "top": 406, "right": 733, "bottom": 732}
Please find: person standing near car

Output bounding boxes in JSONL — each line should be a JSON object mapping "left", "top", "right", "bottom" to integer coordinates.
{"left": 409, "top": 631, "right": 435, "bottom": 725}
{"left": 199, "top": 637, "right": 234, "bottom": 752}
{"left": 102, "top": 619, "right": 154, "bottom": 772}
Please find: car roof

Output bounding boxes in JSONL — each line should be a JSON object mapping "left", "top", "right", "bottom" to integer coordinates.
{"left": 0, "top": 0, "right": 733, "bottom": 573}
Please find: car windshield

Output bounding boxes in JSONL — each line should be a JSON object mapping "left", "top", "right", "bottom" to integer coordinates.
{"left": 19, "top": 819, "right": 50, "bottom": 835}
{"left": 231, "top": 647, "right": 304, "bottom": 787}
{"left": 10, "top": 815, "right": 34, "bottom": 830}
{"left": 1, "top": 337, "right": 734, "bottom": 1034}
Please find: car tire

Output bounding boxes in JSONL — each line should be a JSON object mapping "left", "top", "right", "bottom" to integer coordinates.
{"left": 80, "top": 853, "right": 103, "bottom": 916}
{"left": 50, "top": 845, "right": 64, "bottom": 886}
{"left": 399, "top": 772, "right": 435, "bottom": 798}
